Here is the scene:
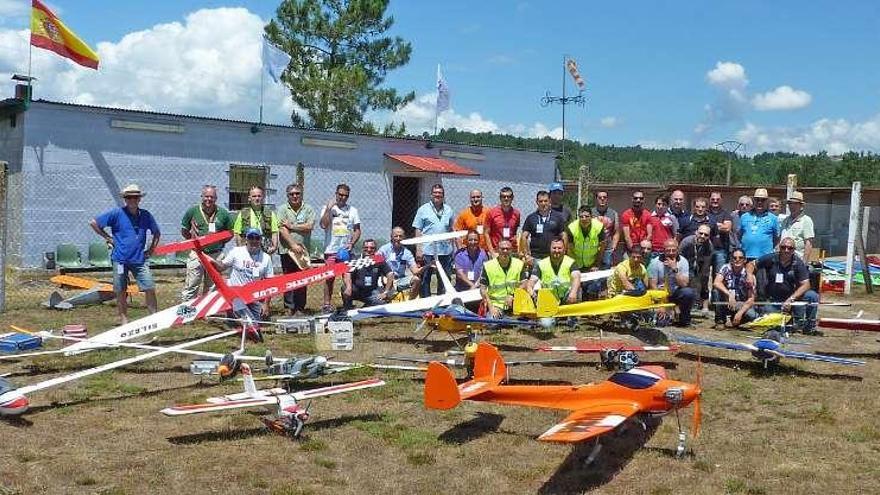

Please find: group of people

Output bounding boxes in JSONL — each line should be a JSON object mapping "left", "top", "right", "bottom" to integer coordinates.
{"left": 90, "top": 180, "right": 821, "bottom": 333}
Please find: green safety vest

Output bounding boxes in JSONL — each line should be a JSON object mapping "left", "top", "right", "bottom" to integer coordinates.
{"left": 484, "top": 257, "right": 525, "bottom": 309}
{"left": 240, "top": 206, "right": 274, "bottom": 234}
{"left": 567, "top": 219, "right": 603, "bottom": 269}
{"left": 538, "top": 255, "right": 575, "bottom": 301}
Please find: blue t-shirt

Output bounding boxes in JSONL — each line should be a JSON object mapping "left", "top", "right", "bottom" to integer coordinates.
{"left": 453, "top": 247, "right": 489, "bottom": 290}
{"left": 738, "top": 211, "right": 779, "bottom": 259}
{"left": 95, "top": 207, "right": 160, "bottom": 265}
{"left": 411, "top": 202, "right": 454, "bottom": 256}
{"left": 377, "top": 242, "right": 416, "bottom": 278}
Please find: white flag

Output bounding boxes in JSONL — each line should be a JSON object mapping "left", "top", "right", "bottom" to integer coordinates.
{"left": 436, "top": 64, "right": 450, "bottom": 113}
{"left": 262, "top": 36, "right": 291, "bottom": 84}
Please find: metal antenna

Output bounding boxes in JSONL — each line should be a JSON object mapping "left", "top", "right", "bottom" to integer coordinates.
{"left": 715, "top": 140, "right": 744, "bottom": 185}
{"left": 541, "top": 55, "right": 587, "bottom": 158}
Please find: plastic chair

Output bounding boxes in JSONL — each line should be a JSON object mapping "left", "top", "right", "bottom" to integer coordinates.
{"left": 55, "top": 244, "right": 83, "bottom": 269}
{"left": 87, "top": 241, "right": 112, "bottom": 268}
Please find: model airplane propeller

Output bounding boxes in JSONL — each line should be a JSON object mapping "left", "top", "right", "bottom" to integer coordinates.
{"left": 424, "top": 342, "right": 702, "bottom": 456}
{"left": 161, "top": 363, "right": 385, "bottom": 438}
{"left": 673, "top": 331, "right": 866, "bottom": 369}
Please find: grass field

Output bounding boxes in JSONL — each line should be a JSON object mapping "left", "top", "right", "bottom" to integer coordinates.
{"left": 1, "top": 271, "right": 878, "bottom": 495}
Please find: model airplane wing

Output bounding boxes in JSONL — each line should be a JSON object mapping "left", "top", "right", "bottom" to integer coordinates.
{"left": 347, "top": 289, "right": 482, "bottom": 320}
{"left": 673, "top": 334, "right": 756, "bottom": 353}
{"left": 537, "top": 400, "right": 641, "bottom": 443}
{"left": 161, "top": 396, "right": 280, "bottom": 416}
{"left": 538, "top": 341, "right": 679, "bottom": 353}
{"left": 773, "top": 349, "right": 865, "bottom": 366}
{"left": 819, "top": 318, "right": 880, "bottom": 332}
{"left": 205, "top": 388, "right": 288, "bottom": 403}
{"left": 50, "top": 275, "right": 140, "bottom": 294}
{"left": 290, "top": 378, "right": 385, "bottom": 401}
{"left": 400, "top": 230, "right": 468, "bottom": 245}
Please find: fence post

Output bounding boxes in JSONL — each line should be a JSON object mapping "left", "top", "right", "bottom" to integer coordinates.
{"left": 844, "top": 181, "right": 861, "bottom": 295}
{"left": 0, "top": 160, "right": 7, "bottom": 313}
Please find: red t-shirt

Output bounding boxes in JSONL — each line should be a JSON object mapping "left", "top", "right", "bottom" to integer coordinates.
{"left": 648, "top": 212, "right": 676, "bottom": 252}
{"left": 486, "top": 205, "right": 521, "bottom": 250}
{"left": 621, "top": 208, "right": 651, "bottom": 245}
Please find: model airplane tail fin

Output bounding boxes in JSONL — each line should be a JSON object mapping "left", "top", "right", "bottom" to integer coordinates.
{"left": 512, "top": 288, "right": 536, "bottom": 316}
{"left": 471, "top": 342, "right": 507, "bottom": 385}
{"left": 424, "top": 361, "right": 461, "bottom": 410}
{"left": 153, "top": 231, "right": 232, "bottom": 256}
{"left": 436, "top": 258, "right": 455, "bottom": 293}
{"left": 536, "top": 289, "right": 560, "bottom": 318}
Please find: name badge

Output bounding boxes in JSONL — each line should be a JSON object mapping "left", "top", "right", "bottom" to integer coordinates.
{"left": 467, "top": 270, "right": 475, "bottom": 281}
{"left": 775, "top": 273, "right": 784, "bottom": 283}
{"left": 476, "top": 225, "right": 484, "bottom": 235}
{"left": 364, "top": 276, "right": 373, "bottom": 286}
{"left": 208, "top": 222, "right": 216, "bottom": 233}
{"left": 116, "top": 263, "right": 125, "bottom": 275}
{"left": 502, "top": 227, "right": 511, "bottom": 238}
{"left": 535, "top": 224, "right": 544, "bottom": 234}
{"left": 252, "top": 267, "right": 261, "bottom": 278}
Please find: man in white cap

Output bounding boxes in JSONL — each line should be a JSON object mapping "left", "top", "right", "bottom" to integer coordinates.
{"left": 737, "top": 188, "right": 780, "bottom": 261}
{"left": 780, "top": 191, "right": 815, "bottom": 261}
{"left": 90, "top": 184, "right": 161, "bottom": 324}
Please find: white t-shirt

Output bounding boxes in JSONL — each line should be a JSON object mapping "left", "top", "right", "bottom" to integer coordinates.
{"left": 223, "top": 246, "right": 274, "bottom": 287}
{"left": 320, "top": 204, "right": 361, "bottom": 254}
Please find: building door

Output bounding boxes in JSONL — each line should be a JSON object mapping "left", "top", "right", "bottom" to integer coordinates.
{"left": 392, "top": 176, "right": 421, "bottom": 238}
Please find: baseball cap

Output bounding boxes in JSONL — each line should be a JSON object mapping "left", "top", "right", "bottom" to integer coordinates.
{"left": 244, "top": 228, "right": 262, "bottom": 239}
{"left": 548, "top": 182, "right": 564, "bottom": 192}
{"left": 336, "top": 247, "right": 351, "bottom": 262}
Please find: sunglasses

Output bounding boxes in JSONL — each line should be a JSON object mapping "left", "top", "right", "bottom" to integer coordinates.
{"left": 732, "top": 255, "right": 746, "bottom": 260}
{"left": 696, "top": 232, "right": 709, "bottom": 237}
{"left": 337, "top": 193, "right": 349, "bottom": 198}
{"left": 780, "top": 246, "right": 795, "bottom": 251}
{"left": 288, "top": 192, "right": 301, "bottom": 196}
{"left": 632, "top": 197, "right": 644, "bottom": 201}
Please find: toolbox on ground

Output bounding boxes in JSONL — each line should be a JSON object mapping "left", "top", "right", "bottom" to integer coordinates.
{"left": 0, "top": 332, "right": 43, "bottom": 353}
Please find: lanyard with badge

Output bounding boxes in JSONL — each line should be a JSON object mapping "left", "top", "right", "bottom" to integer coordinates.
{"left": 200, "top": 205, "right": 217, "bottom": 233}
{"left": 501, "top": 210, "right": 515, "bottom": 239}
{"left": 536, "top": 214, "right": 549, "bottom": 234}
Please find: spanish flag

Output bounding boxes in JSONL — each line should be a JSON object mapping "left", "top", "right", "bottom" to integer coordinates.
{"left": 30, "top": 0, "right": 99, "bottom": 70}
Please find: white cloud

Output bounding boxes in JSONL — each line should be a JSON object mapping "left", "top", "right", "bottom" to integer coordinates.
{"left": 529, "top": 122, "right": 563, "bottom": 139}
{"left": 599, "top": 116, "right": 621, "bottom": 128}
{"left": 706, "top": 61, "right": 748, "bottom": 90}
{"left": 697, "top": 61, "right": 750, "bottom": 135}
{"left": 0, "top": 8, "right": 297, "bottom": 124}
{"left": 752, "top": 85, "right": 812, "bottom": 111}
{"left": 736, "top": 114, "right": 880, "bottom": 154}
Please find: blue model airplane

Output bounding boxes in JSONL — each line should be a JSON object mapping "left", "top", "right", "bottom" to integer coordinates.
{"left": 673, "top": 332, "right": 865, "bottom": 369}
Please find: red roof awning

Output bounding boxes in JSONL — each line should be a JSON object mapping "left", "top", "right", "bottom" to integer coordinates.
{"left": 385, "top": 153, "right": 479, "bottom": 176}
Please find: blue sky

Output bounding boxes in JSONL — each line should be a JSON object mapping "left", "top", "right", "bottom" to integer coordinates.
{"left": 1, "top": 0, "right": 879, "bottom": 154}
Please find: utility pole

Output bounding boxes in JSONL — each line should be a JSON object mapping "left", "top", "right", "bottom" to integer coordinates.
{"left": 715, "top": 140, "right": 743, "bottom": 185}
{"left": 541, "top": 55, "right": 586, "bottom": 158}
{"left": 0, "top": 161, "right": 8, "bottom": 313}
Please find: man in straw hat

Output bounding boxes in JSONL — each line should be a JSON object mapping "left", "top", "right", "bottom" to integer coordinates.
{"left": 737, "top": 188, "right": 780, "bottom": 262}
{"left": 780, "top": 191, "right": 815, "bottom": 261}
{"left": 90, "top": 184, "right": 160, "bottom": 324}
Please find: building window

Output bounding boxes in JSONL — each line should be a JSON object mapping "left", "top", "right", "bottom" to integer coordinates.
{"left": 228, "top": 164, "right": 268, "bottom": 211}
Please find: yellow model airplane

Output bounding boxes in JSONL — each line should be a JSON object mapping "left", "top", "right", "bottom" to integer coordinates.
{"left": 512, "top": 288, "right": 674, "bottom": 319}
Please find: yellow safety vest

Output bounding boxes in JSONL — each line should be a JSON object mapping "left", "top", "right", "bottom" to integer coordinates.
{"left": 484, "top": 257, "right": 525, "bottom": 309}
{"left": 567, "top": 219, "right": 603, "bottom": 269}
{"left": 538, "top": 255, "right": 575, "bottom": 301}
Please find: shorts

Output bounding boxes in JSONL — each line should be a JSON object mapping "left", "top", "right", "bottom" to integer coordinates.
{"left": 393, "top": 275, "right": 415, "bottom": 292}
{"left": 113, "top": 262, "right": 155, "bottom": 292}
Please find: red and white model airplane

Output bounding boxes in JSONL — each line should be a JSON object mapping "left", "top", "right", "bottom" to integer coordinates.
{"left": 424, "top": 342, "right": 701, "bottom": 454}
{"left": 161, "top": 363, "right": 385, "bottom": 438}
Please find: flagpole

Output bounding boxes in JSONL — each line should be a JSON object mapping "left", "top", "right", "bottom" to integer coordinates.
{"left": 434, "top": 64, "right": 439, "bottom": 136}
{"left": 259, "top": 51, "right": 265, "bottom": 125}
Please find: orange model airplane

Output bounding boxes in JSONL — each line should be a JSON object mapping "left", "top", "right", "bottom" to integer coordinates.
{"left": 425, "top": 342, "right": 701, "bottom": 453}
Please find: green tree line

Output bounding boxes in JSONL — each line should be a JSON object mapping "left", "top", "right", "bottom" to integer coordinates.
{"left": 433, "top": 128, "right": 880, "bottom": 187}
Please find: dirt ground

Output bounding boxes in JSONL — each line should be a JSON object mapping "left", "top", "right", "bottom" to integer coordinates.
{"left": 0, "top": 271, "right": 878, "bottom": 495}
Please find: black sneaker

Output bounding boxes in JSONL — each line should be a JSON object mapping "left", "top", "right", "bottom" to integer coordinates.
{"left": 802, "top": 328, "right": 824, "bottom": 336}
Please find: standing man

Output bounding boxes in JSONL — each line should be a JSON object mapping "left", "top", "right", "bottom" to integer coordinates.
{"left": 454, "top": 231, "right": 489, "bottom": 292}
{"left": 179, "top": 185, "right": 233, "bottom": 301}
{"left": 592, "top": 189, "right": 620, "bottom": 269}
{"left": 480, "top": 239, "right": 527, "bottom": 318}
{"left": 413, "top": 183, "right": 454, "bottom": 297}
{"left": 730, "top": 195, "right": 753, "bottom": 250}
{"left": 215, "top": 228, "right": 274, "bottom": 320}
{"left": 548, "top": 182, "right": 574, "bottom": 226}
{"left": 712, "top": 248, "right": 757, "bottom": 328}
{"left": 90, "top": 184, "right": 160, "bottom": 324}
{"left": 527, "top": 237, "right": 580, "bottom": 304}
{"left": 738, "top": 188, "right": 780, "bottom": 261}
{"left": 342, "top": 239, "right": 393, "bottom": 309}
{"left": 648, "top": 194, "right": 679, "bottom": 257}
{"left": 453, "top": 189, "right": 491, "bottom": 250}
{"left": 648, "top": 239, "right": 696, "bottom": 327}
{"left": 678, "top": 197, "right": 716, "bottom": 240}
{"left": 232, "top": 186, "right": 279, "bottom": 254}
{"left": 707, "top": 191, "right": 735, "bottom": 275}
{"left": 486, "top": 187, "right": 521, "bottom": 257}
{"left": 753, "top": 237, "right": 820, "bottom": 334}
{"left": 679, "top": 224, "right": 713, "bottom": 317}
{"left": 567, "top": 206, "right": 606, "bottom": 299}
{"left": 378, "top": 227, "right": 422, "bottom": 300}
{"left": 520, "top": 190, "right": 567, "bottom": 266}
{"left": 320, "top": 183, "right": 361, "bottom": 311}
{"left": 670, "top": 189, "right": 689, "bottom": 226}
{"left": 780, "top": 192, "right": 815, "bottom": 261}
{"left": 277, "top": 183, "right": 316, "bottom": 316}
{"left": 621, "top": 191, "right": 651, "bottom": 252}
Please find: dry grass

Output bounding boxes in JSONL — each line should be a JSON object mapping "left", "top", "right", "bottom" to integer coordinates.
{"left": 1, "top": 271, "right": 878, "bottom": 494}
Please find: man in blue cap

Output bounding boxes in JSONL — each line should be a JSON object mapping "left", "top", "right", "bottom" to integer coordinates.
{"left": 214, "top": 227, "right": 274, "bottom": 319}
{"left": 549, "top": 182, "right": 573, "bottom": 226}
